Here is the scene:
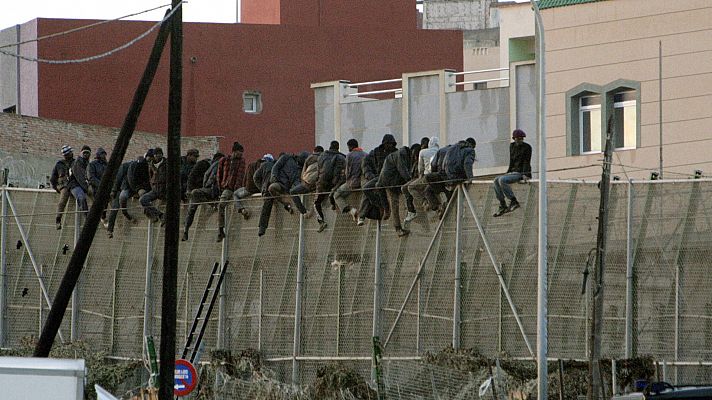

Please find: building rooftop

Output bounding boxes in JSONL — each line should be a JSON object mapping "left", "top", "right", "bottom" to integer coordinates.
{"left": 537, "top": 0, "right": 606, "bottom": 10}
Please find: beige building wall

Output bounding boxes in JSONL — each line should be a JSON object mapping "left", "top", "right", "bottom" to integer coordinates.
{"left": 497, "top": 2, "right": 534, "bottom": 82}
{"left": 542, "top": 0, "right": 712, "bottom": 180}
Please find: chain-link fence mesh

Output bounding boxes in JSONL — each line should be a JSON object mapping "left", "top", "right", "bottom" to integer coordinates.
{"left": 3, "top": 180, "right": 712, "bottom": 395}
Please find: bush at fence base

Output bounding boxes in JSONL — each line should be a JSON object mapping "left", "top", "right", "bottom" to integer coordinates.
{"left": 0, "top": 336, "right": 141, "bottom": 400}
{"left": 422, "top": 346, "right": 656, "bottom": 399}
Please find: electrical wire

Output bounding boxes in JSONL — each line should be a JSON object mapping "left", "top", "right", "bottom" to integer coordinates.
{"left": 0, "top": 2, "right": 174, "bottom": 50}
{"left": 0, "top": 2, "right": 183, "bottom": 64}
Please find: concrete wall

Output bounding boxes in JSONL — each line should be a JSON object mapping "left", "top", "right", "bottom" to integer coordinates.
{"left": 314, "top": 68, "right": 535, "bottom": 176}
{"left": 542, "top": 0, "right": 712, "bottom": 180}
{"left": 0, "top": 26, "right": 18, "bottom": 112}
{"left": 0, "top": 113, "right": 219, "bottom": 187}
{"left": 423, "top": 0, "right": 498, "bottom": 30}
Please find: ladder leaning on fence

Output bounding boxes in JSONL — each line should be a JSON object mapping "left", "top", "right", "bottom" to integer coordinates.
{"left": 181, "top": 261, "right": 229, "bottom": 364}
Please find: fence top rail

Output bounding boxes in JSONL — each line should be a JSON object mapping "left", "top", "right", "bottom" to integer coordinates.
{"left": 345, "top": 88, "right": 402, "bottom": 97}
{"left": 451, "top": 67, "right": 509, "bottom": 76}
{"left": 347, "top": 78, "right": 402, "bottom": 88}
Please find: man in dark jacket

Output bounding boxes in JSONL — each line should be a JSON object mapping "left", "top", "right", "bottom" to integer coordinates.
{"left": 216, "top": 142, "right": 248, "bottom": 241}
{"left": 107, "top": 158, "right": 136, "bottom": 238}
{"left": 140, "top": 147, "right": 166, "bottom": 223}
{"left": 68, "top": 145, "right": 92, "bottom": 217}
{"left": 313, "top": 141, "right": 346, "bottom": 232}
{"left": 50, "top": 145, "right": 75, "bottom": 229}
{"left": 179, "top": 148, "right": 199, "bottom": 201}
{"left": 182, "top": 152, "right": 224, "bottom": 241}
{"left": 240, "top": 158, "right": 264, "bottom": 197}
{"left": 291, "top": 146, "right": 323, "bottom": 215}
{"left": 88, "top": 147, "right": 108, "bottom": 224}
{"left": 254, "top": 154, "right": 275, "bottom": 236}
{"left": 332, "top": 139, "right": 366, "bottom": 221}
{"left": 424, "top": 138, "right": 476, "bottom": 218}
{"left": 376, "top": 146, "right": 412, "bottom": 237}
{"left": 268, "top": 152, "right": 307, "bottom": 215}
{"left": 493, "top": 129, "right": 532, "bottom": 217}
{"left": 357, "top": 134, "right": 397, "bottom": 226}
{"left": 128, "top": 149, "right": 153, "bottom": 195}
{"left": 443, "top": 138, "right": 476, "bottom": 181}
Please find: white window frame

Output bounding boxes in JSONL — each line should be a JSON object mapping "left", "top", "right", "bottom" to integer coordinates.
{"left": 243, "top": 91, "right": 261, "bottom": 114}
{"left": 613, "top": 92, "right": 637, "bottom": 150}
{"left": 579, "top": 95, "right": 602, "bottom": 154}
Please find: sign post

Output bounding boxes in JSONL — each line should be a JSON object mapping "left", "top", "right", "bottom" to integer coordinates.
{"left": 173, "top": 359, "right": 198, "bottom": 397}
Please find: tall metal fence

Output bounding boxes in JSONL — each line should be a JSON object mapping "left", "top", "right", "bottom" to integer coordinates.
{"left": 1, "top": 180, "right": 712, "bottom": 387}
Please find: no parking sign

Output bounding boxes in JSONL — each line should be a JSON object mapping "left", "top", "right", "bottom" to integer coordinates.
{"left": 174, "top": 359, "right": 198, "bottom": 397}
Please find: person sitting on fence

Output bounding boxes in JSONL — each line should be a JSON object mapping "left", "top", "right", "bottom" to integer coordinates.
{"left": 182, "top": 152, "right": 224, "bottom": 242}
{"left": 423, "top": 142, "right": 453, "bottom": 218}
{"left": 313, "top": 141, "right": 346, "bottom": 232}
{"left": 140, "top": 147, "right": 167, "bottom": 224}
{"left": 268, "top": 152, "right": 307, "bottom": 217}
{"left": 107, "top": 158, "right": 135, "bottom": 238}
{"left": 50, "top": 145, "right": 75, "bottom": 230}
{"left": 290, "top": 146, "right": 323, "bottom": 216}
{"left": 87, "top": 147, "right": 108, "bottom": 226}
{"left": 179, "top": 148, "right": 200, "bottom": 202}
{"left": 254, "top": 154, "right": 276, "bottom": 237}
{"left": 332, "top": 139, "right": 367, "bottom": 222}
{"left": 376, "top": 145, "right": 412, "bottom": 237}
{"left": 402, "top": 136, "right": 440, "bottom": 226}
{"left": 443, "top": 138, "right": 476, "bottom": 183}
{"left": 216, "top": 142, "right": 249, "bottom": 242}
{"left": 357, "top": 134, "right": 398, "bottom": 226}
{"left": 68, "top": 145, "right": 92, "bottom": 219}
{"left": 493, "top": 129, "right": 532, "bottom": 217}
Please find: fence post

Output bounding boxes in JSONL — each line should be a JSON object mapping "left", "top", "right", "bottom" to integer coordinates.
{"left": 612, "top": 359, "right": 617, "bottom": 395}
{"left": 71, "top": 200, "right": 81, "bottom": 341}
{"left": 142, "top": 219, "right": 155, "bottom": 353}
{"left": 258, "top": 268, "right": 263, "bottom": 352}
{"left": 0, "top": 188, "right": 7, "bottom": 347}
{"left": 292, "top": 205, "right": 306, "bottom": 384}
{"left": 372, "top": 220, "right": 383, "bottom": 381}
{"left": 625, "top": 180, "right": 634, "bottom": 359}
{"left": 453, "top": 186, "right": 462, "bottom": 350}
{"left": 217, "top": 221, "right": 228, "bottom": 349}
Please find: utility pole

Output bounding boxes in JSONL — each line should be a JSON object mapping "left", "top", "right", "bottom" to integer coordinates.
{"left": 588, "top": 116, "right": 614, "bottom": 400}
{"left": 158, "top": 0, "right": 182, "bottom": 399}
{"left": 34, "top": 10, "right": 174, "bottom": 357}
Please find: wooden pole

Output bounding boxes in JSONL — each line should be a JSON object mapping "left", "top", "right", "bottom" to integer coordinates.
{"left": 158, "top": 0, "right": 182, "bottom": 398}
{"left": 34, "top": 9, "right": 174, "bottom": 357}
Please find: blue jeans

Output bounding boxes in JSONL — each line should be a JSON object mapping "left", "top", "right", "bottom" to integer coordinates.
{"left": 493, "top": 172, "right": 523, "bottom": 205}
{"left": 70, "top": 186, "right": 89, "bottom": 213}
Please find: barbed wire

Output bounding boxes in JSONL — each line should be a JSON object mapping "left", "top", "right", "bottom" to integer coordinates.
{"left": 0, "top": 2, "right": 174, "bottom": 50}
{"left": 0, "top": 2, "right": 183, "bottom": 64}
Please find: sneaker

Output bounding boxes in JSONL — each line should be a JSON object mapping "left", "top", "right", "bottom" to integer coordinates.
{"left": 317, "top": 219, "right": 328, "bottom": 233}
{"left": 258, "top": 227, "right": 266, "bottom": 237}
{"left": 107, "top": 231, "right": 113, "bottom": 239}
{"left": 159, "top": 213, "right": 166, "bottom": 227}
{"left": 396, "top": 228, "right": 410, "bottom": 237}
{"left": 181, "top": 231, "right": 189, "bottom": 242}
{"left": 284, "top": 204, "right": 294, "bottom": 214}
{"left": 348, "top": 207, "right": 358, "bottom": 222}
{"left": 56, "top": 221, "right": 62, "bottom": 230}
{"left": 356, "top": 217, "right": 365, "bottom": 226}
{"left": 508, "top": 200, "right": 521, "bottom": 212}
{"left": 217, "top": 227, "right": 226, "bottom": 242}
{"left": 493, "top": 205, "right": 509, "bottom": 217}
{"left": 404, "top": 211, "right": 417, "bottom": 224}
{"left": 239, "top": 208, "right": 250, "bottom": 220}
{"left": 101, "top": 218, "right": 109, "bottom": 229}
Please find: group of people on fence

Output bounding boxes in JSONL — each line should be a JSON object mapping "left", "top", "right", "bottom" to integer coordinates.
{"left": 49, "top": 129, "right": 531, "bottom": 241}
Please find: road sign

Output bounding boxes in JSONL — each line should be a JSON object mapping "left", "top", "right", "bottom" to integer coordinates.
{"left": 174, "top": 359, "right": 198, "bottom": 397}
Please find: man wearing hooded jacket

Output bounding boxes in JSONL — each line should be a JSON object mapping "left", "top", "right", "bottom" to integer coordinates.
{"left": 377, "top": 146, "right": 412, "bottom": 237}
{"left": 357, "top": 134, "right": 398, "bottom": 225}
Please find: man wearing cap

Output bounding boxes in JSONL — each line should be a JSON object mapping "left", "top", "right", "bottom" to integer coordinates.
{"left": 493, "top": 129, "right": 532, "bottom": 217}
{"left": 88, "top": 147, "right": 108, "bottom": 224}
{"left": 216, "top": 142, "right": 249, "bottom": 241}
{"left": 50, "top": 145, "right": 75, "bottom": 229}
{"left": 67, "top": 145, "right": 92, "bottom": 218}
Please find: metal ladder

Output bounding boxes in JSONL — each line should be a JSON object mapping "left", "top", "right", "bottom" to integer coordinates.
{"left": 181, "top": 261, "right": 229, "bottom": 364}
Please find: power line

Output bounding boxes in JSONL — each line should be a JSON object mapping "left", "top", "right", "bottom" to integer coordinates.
{"left": 0, "top": 2, "right": 174, "bottom": 50}
{"left": 0, "top": 2, "right": 183, "bottom": 64}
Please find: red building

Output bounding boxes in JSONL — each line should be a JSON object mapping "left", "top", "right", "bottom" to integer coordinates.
{"left": 2, "top": 0, "right": 462, "bottom": 159}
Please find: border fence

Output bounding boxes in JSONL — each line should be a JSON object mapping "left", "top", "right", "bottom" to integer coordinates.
{"left": 1, "top": 179, "right": 712, "bottom": 391}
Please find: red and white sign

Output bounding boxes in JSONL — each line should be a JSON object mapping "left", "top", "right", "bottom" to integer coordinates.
{"left": 174, "top": 359, "right": 198, "bottom": 397}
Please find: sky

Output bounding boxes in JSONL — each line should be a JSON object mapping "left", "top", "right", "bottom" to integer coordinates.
{"left": 0, "top": 0, "right": 238, "bottom": 31}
